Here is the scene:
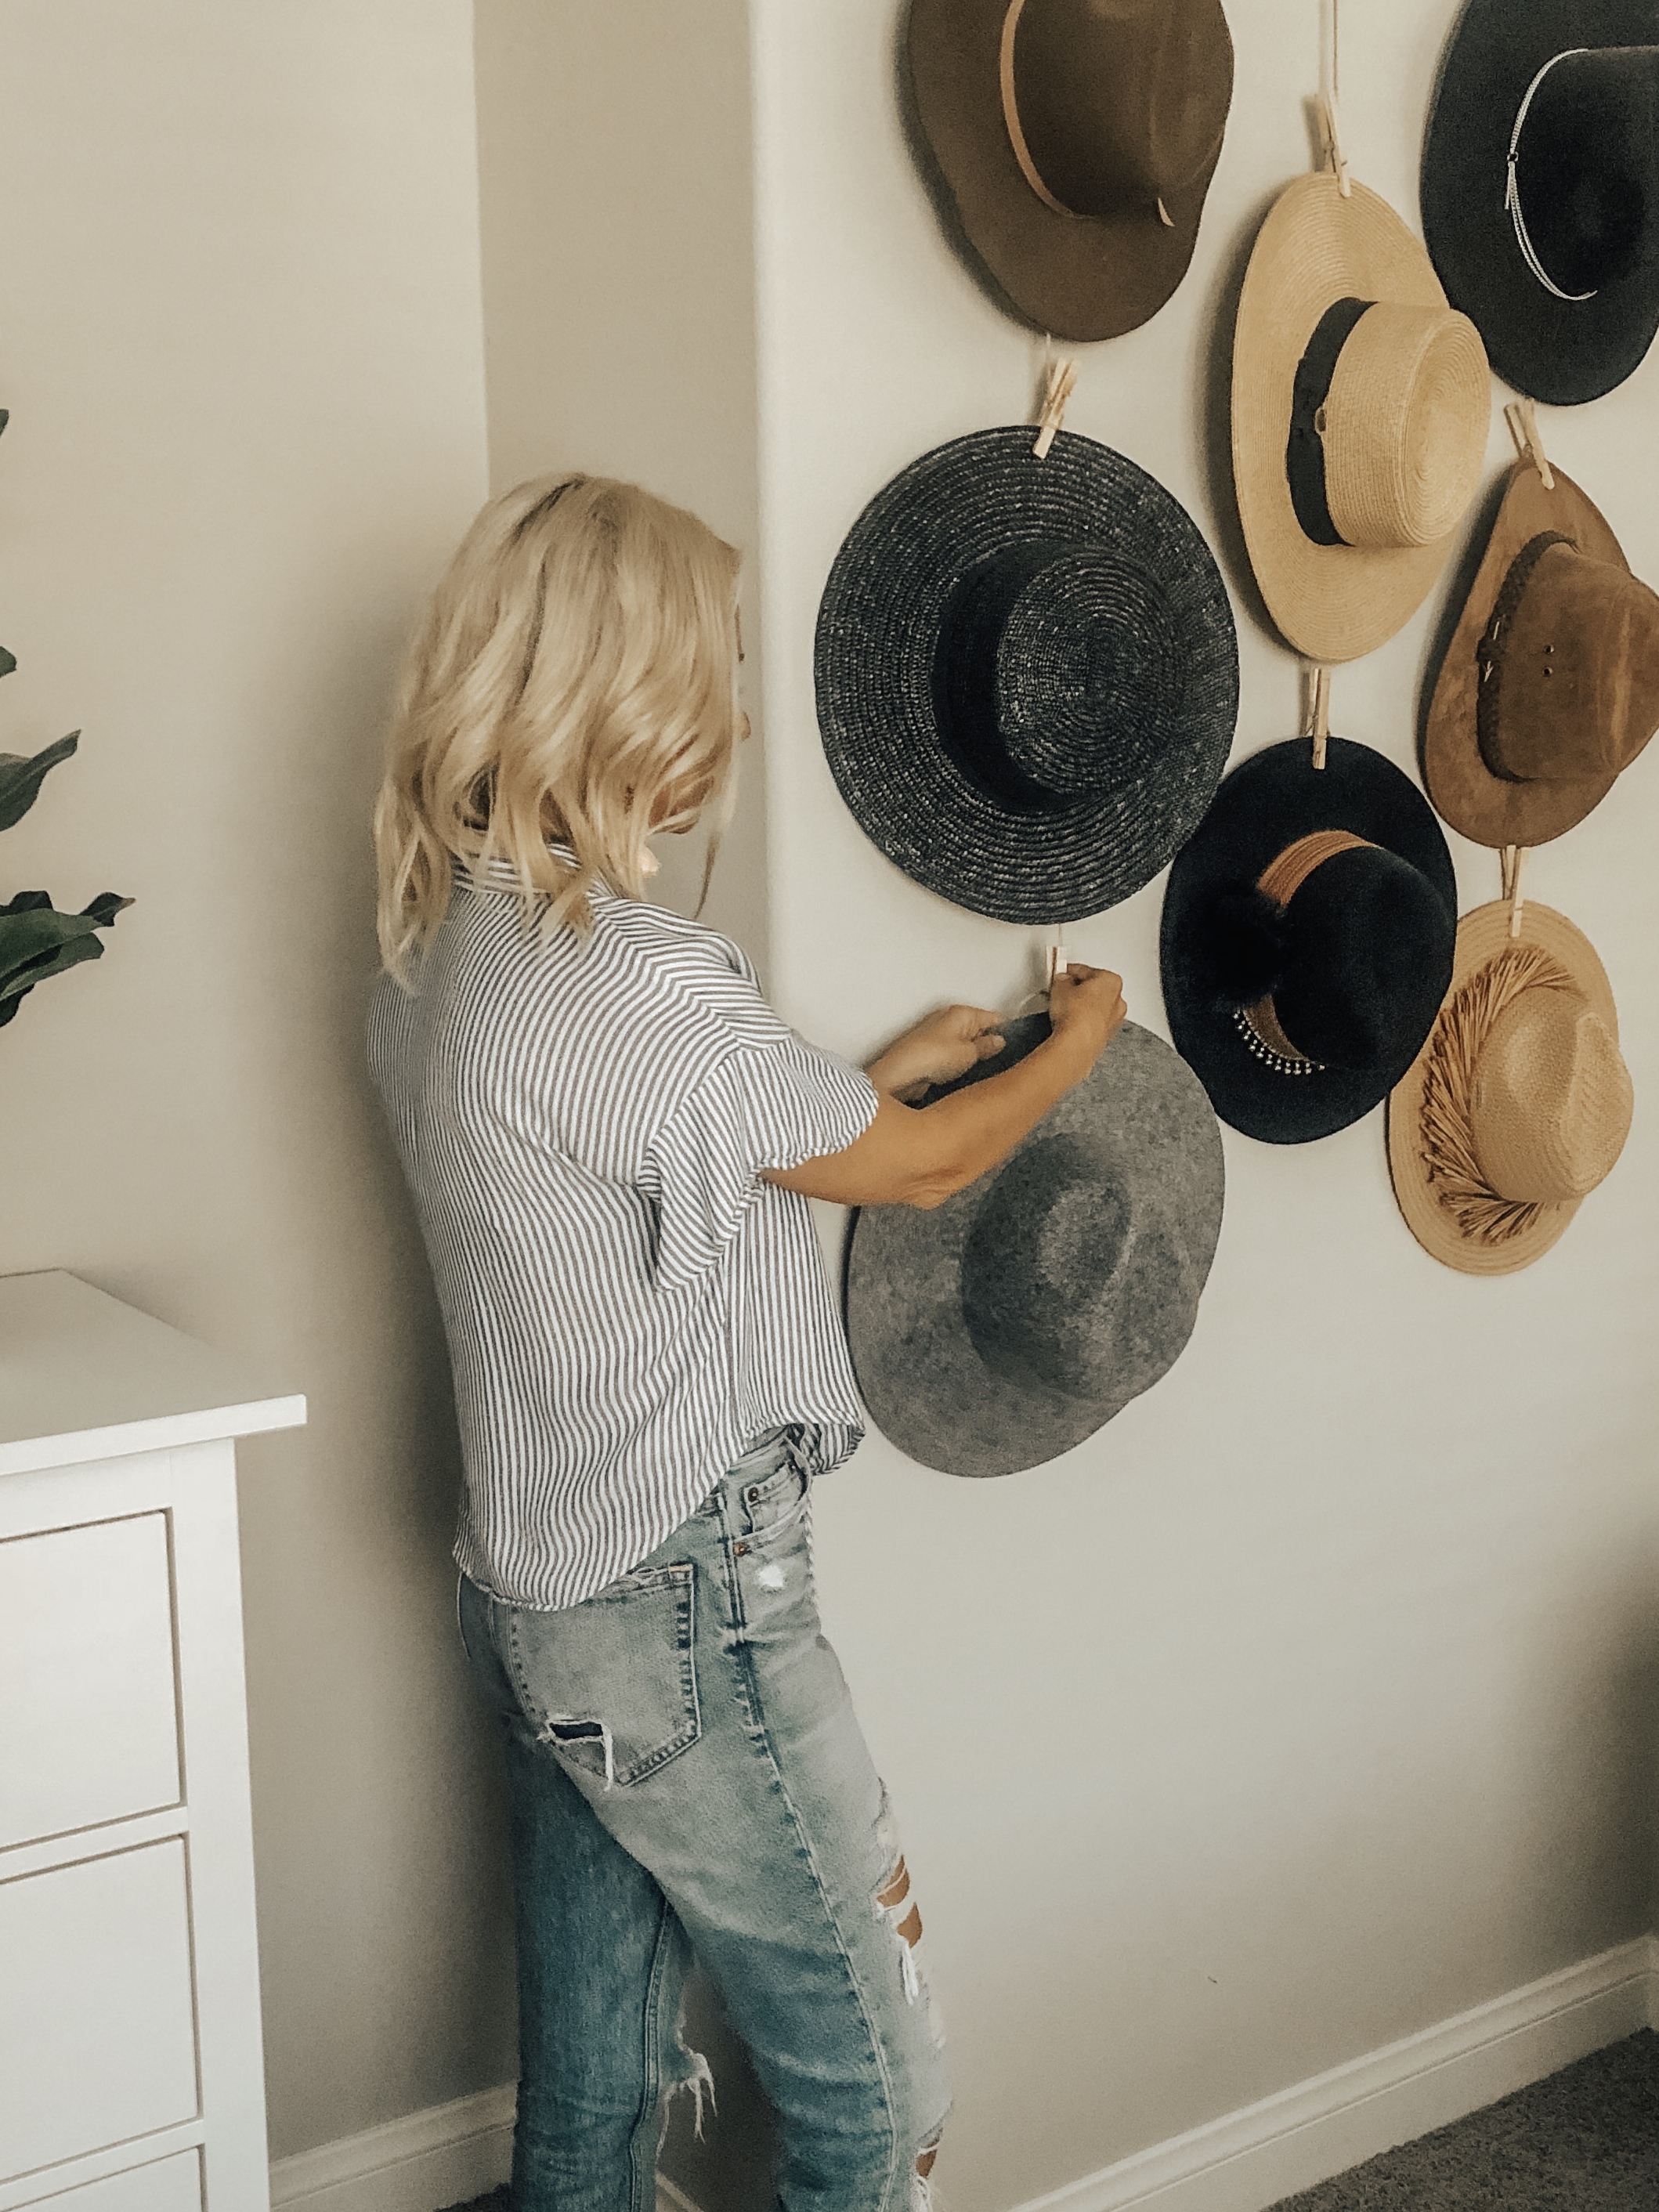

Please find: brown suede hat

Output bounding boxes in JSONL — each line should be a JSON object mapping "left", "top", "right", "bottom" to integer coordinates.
{"left": 907, "top": 0, "right": 1234, "bottom": 343}
{"left": 1424, "top": 458, "right": 1659, "bottom": 846}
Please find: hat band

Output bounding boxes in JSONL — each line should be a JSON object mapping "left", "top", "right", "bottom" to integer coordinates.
{"left": 1286, "top": 298, "right": 1374, "bottom": 547}
{"left": 1475, "top": 529, "right": 1574, "bottom": 782}
{"left": 1505, "top": 50, "right": 1599, "bottom": 304}
{"left": 1418, "top": 940, "right": 1577, "bottom": 1245}
{"left": 1241, "top": 829, "right": 1374, "bottom": 1068}
{"left": 997, "top": 0, "right": 1176, "bottom": 228}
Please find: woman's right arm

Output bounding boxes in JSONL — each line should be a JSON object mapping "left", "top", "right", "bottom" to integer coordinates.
{"left": 764, "top": 966, "right": 1128, "bottom": 1210}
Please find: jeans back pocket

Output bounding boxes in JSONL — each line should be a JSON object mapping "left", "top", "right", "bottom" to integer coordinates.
{"left": 503, "top": 1561, "right": 701, "bottom": 1787}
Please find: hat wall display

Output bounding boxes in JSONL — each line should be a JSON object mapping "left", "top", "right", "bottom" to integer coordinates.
{"left": 1388, "top": 902, "right": 1634, "bottom": 1272}
{"left": 815, "top": 426, "right": 1239, "bottom": 925}
{"left": 847, "top": 1016, "right": 1224, "bottom": 1478}
{"left": 1160, "top": 738, "right": 1458, "bottom": 1144}
{"left": 1422, "top": 0, "right": 1659, "bottom": 407}
{"left": 907, "top": 0, "right": 1234, "bottom": 343}
{"left": 1423, "top": 457, "right": 1659, "bottom": 848}
{"left": 1232, "top": 172, "right": 1492, "bottom": 664}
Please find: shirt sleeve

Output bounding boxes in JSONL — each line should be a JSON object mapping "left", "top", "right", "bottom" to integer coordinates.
{"left": 642, "top": 1031, "right": 879, "bottom": 1293}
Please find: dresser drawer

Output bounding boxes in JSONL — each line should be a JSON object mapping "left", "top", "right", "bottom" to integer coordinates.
{"left": 14, "top": 2152, "right": 201, "bottom": 2212}
{"left": 0, "top": 1842, "right": 198, "bottom": 2180}
{"left": 0, "top": 1514, "right": 180, "bottom": 1851}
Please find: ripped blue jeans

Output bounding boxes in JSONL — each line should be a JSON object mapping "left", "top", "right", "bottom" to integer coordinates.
{"left": 457, "top": 1429, "right": 951, "bottom": 2212}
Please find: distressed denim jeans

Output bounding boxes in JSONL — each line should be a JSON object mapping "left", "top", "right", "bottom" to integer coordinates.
{"left": 457, "top": 1430, "right": 951, "bottom": 2212}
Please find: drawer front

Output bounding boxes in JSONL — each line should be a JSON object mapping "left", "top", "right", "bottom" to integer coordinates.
{"left": 0, "top": 1514, "right": 180, "bottom": 1851}
{"left": 0, "top": 1842, "right": 198, "bottom": 2180}
{"left": 14, "top": 2153, "right": 201, "bottom": 2212}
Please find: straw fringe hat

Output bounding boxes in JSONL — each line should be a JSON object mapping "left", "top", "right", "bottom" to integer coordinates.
{"left": 1387, "top": 901, "right": 1633, "bottom": 1274}
{"left": 1233, "top": 173, "right": 1491, "bottom": 664}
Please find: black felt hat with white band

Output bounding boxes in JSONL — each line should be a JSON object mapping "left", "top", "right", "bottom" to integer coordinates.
{"left": 1422, "top": 0, "right": 1659, "bottom": 404}
{"left": 1159, "top": 739, "right": 1458, "bottom": 1144}
{"left": 814, "top": 426, "right": 1239, "bottom": 925}
{"left": 846, "top": 1015, "right": 1224, "bottom": 1478}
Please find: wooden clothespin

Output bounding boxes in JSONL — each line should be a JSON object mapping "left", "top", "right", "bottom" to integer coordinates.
{"left": 1047, "top": 922, "right": 1068, "bottom": 986}
{"left": 1306, "top": 662, "right": 1333, "bottom": 770}
{"left": 1316, "top": 91, "right": 1352, "bottom": 198}
{"left": 1033, "top": 351, "right": 1078, "bottom": 460}
{"left": 1502, "top": 844, "right": 1528, "bottom": 938}
{"left": 1504, "top": 399, "right": 1554, "bottom": 491}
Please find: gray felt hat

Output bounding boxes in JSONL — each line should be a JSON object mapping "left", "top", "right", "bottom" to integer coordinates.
{"left": 846, "top": 1015, "right": 1224, "bottom": 1478}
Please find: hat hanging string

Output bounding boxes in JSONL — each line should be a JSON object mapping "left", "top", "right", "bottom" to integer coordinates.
{"left": 1501, "top": 842, "right": 1529, "bottom": 938}
{"left": 1317, "top": 0, "right": 1352, "bottom": 196}
{"left": 1503, "top": 397, "right": 1555, "bottom": 490}
{"left": 1033, "top": 334, "right": 1078, "bottom": 459}
{"left": 1304, "top": 661, "right": 1333, "bottom": 769}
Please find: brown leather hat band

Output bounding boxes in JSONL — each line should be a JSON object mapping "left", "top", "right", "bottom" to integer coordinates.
{"left": 999, "top": 0, "right": 1079, "bottom": 218}
{"left": 1256, "top": 828, "right": 1373, "bottom": 905}
{"left": 1243, "top": 830, "right": 1375, "bottom": 1065}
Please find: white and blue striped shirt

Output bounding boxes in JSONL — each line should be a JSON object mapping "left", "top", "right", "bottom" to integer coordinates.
{"left": 367, "top": 859, "right": 878, "bottom": 1609}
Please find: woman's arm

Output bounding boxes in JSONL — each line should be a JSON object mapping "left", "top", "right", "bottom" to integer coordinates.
{"left": 764, "top": 966, "right": 1128, "bottom": 1209}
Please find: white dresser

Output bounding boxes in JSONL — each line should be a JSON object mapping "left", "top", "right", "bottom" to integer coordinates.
{"left": 0, "top": 1272, "right": 305, "bottom": 2212}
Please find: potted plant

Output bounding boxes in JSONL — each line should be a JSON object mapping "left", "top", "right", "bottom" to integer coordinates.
{"left": 0, "top": 414, "right": 132, "bottom": 1026}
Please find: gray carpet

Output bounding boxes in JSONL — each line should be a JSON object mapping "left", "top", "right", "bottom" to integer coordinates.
{"left": 1267, "top": 2030, "right": 1658, "bottom": 2210}
{"left": 438, "top": 2029, "right": 1659, "bottom": 2211}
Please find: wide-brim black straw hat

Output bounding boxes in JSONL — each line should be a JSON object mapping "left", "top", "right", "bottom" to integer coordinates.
{"left": 1422, "top": 0, "right": 1659, "bottom": 405}
{"left": 815, "top": 427, "right": 1239, "bottom": 925}
{"left": 1160, "top": 739, "right": 1457, "bottom": 1144}
{"left": 847, "top": 1016, "right": 1224, "bottom": 1478}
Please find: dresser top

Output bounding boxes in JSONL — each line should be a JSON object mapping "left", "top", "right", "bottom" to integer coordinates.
{"left": 0, "top": 1270, "right": 306, "bottom": 1477}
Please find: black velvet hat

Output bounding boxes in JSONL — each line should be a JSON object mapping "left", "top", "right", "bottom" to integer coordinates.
{"left": 1160, "top": 739, "right": 1457, "bottom": 1144}
{"left": 846, "top": 1016, "right": 1224, "bottom": 1478}
{"left": 1422, "top": 0, "right": 1659, "bottom": 404}
{"left": 815, "top": 426, "right": 1239, "bottom": 925}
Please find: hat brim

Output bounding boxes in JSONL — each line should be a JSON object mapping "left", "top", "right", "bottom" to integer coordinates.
{"left": 1386, "top": 901, "right": 1618, "bottom": 1273}
{"left": 1422, "top": 459, "right": 1629, "bottom": 847}
{"left": 1159, "top": 737, "right": 1458, "bottom": 1144}
{"left": 1232, "top": 174, "right": 1467, "bottom": 665}
{"left": 1422, "top": 0, "right": 1659, "bottom": 407}
{"left": 815, "top": 426, "right": 1239, "bottom": 925}
{"left": 845, "top": 1018, "right": 1224, "bottom": 1477}
{"left": 906, "top": 0, "right": 1225, "bottom": 342}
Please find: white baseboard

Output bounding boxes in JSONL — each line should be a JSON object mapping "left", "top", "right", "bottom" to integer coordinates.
{"left": 269, "top": 1936, "right": 1658, "bottom": 2212}
{"left": 1023, "top": 1934, "right": 1659, "bottom": 2212}
{"left": 269, "top": 2084, "right": 515, "bottom": 2212}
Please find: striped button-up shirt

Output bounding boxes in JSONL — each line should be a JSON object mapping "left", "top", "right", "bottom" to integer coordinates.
{"left": 367, "top": 858, "right": 878, "bottom": 1609}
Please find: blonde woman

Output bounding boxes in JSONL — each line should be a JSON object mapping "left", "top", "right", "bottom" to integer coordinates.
{"left": 369, "top": 474, "right": 1125, "bottom": 2212}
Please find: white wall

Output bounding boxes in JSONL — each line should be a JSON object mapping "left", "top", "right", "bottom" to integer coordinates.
{"left": 0, "top": 2, "right": 510, "bottom": 2162}
{"left": 750, "top": 4, "right": 1659, "bottom": 2209}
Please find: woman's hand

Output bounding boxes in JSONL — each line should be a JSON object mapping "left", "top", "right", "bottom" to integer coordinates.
{"left": 1046, "top": 964, "right": 1128, "bottom": 1070}
{"left": 865, "top": 1003, "right": 1007, "bottom": 1102}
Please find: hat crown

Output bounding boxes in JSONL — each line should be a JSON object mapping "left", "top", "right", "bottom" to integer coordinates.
{"left": 938, "top": 541, "right": 1181, "bottom": 809}
{"left": 1478, "top": 534, "right": 1659, "bottom": 785}
{"left": 1319, "top": 303, "right": 1490, "bottom": 549}
{"left": 1513, "top": 45, "right": 1659, "bottom": 299}
{"left": 1469, "top": 985, "right": 1633, "bottom": 1201}
{"left": 1271, "top": 844, "right": 1453, "bottom": 1072}
{"left": 960, "top": 1132, "right": 1194, "bottom": 1397}
{"left": 1010, "top": 0, "right": 1231, "bottom": 219}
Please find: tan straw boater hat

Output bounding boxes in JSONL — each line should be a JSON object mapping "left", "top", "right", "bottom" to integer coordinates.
{"left": 907, "top": 0, "right": 1234, "bottom": 342}
{"left": 1422, "top": 457, "right": 1659, "bottom": 847}
{"left": 1387, "top": 900, "right": 1634, "bottom": 1274}
{"left": 1233, "top": 172, "right": 1491, "bottom": 664}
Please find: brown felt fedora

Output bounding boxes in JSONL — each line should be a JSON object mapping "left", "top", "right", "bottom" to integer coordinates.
{"left": 907, "top": 0, "right": 1234, "bottom": 342}
{"left": 1388, "top": 900, "right": 1632, "bottom": 1273}
{"left": 1233, "top": 173, "right": 1491, "bottom": 663}
{"left": 1422, "top": 457, "right": 1659, "bottom": 848}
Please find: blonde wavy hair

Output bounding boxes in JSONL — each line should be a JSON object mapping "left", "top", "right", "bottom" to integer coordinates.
{"left": 374, "top": 472, "right": 743, "bottom": 981}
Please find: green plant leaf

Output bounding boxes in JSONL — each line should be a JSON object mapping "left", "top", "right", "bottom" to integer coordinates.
{"left": 80, "top": 891, "right": 134, "bottom": 926}
{"left": 0, "top": 731, "right": 80, "bottom": 831}
{"left": 1, "top": 890, "right": 52, "bottom": 915}
{"left": 0, "top": 905, "right": 103, "bottom": 996}
{"left": 0, "top": 930, "right": 104, "bottom": 1025}
{"left": 0, "top": 649, "right": 15, "bottom": 679}
{"left": 0, "top": 408, "right": 9, "bottom": 438}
